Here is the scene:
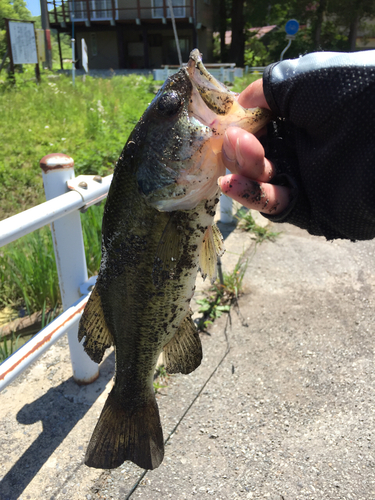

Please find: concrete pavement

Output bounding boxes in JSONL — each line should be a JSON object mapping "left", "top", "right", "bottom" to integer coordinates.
{"left": 1, "top": 216, "right": 374, "bottom": 500}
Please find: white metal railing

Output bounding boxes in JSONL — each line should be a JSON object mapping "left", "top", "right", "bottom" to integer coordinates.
{"left": 0, "top": 153, "right": 233, "bottom": 392}
{"left": 0, "top": 154, "right": 112, "bottom": 391}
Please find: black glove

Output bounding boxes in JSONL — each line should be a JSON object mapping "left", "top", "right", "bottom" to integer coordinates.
{"left": 261, "top": 51, "right": 375, "bottom": 241}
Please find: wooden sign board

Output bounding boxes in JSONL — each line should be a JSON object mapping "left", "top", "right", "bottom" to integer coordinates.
{"left": 8, "top": 21, "right": 38, "bottom": 65}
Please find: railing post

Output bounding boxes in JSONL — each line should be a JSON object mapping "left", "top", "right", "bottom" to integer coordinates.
{"left": 40, "top": 154, "right": 99, "bottom": 385}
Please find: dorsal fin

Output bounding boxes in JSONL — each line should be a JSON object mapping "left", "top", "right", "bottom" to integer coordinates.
{"left": 163, "top": 313, "right": 202, "bottom": 374}
{"left": 78, "top": 285, "right": 114, "bottom": 363}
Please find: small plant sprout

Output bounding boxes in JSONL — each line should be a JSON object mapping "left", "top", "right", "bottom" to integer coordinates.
{"left": 236, "top": 208, "right": 280, "bottom": 244}
{"left": 196, "top": 253, "right": 248, "bottom": 332}
{"left": 153, "top": 364, "right": 168, "bottom": 393}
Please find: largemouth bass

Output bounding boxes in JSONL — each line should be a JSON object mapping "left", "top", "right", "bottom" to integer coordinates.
{"left": 78, "top": 49, "right": 271, "bottom": 471}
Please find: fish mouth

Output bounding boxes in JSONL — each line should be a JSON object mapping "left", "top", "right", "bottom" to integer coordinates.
{"left": 186, "top": 49, "right": 236, "bottom": 123}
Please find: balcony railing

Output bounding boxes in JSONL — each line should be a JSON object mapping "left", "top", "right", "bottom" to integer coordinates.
{"left": 48, "top": 0, "right": 194, "bottom": 25}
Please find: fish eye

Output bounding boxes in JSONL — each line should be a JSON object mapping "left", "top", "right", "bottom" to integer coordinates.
{"left": 158, "top": 91, "right": 182, "bottom": 115}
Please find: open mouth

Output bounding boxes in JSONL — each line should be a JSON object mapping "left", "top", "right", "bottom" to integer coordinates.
{"left": 185, "top": 49, "right": 237, "bottom": 132}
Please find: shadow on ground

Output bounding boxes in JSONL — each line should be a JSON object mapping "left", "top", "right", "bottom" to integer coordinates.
{"left": 0, "top": 352, "right": 115, "bottom": 500}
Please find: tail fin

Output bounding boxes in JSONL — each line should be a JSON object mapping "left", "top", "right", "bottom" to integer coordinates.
{"left": 85, "top": 390, "right": 164, "bottom": 470}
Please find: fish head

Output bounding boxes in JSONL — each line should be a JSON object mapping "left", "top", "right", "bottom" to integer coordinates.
{"left": 135, "top": 49, "right": 271, "bottom": 212}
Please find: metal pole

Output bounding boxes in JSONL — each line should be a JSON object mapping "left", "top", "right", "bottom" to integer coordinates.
{"left": 40, "top": 154, "right": 99, "bottom": 384}
{"left": 40, "top": 0, "right": 52, "bottom": 69}
{"left": 57, "top": 31, "right": 64, "bottom": 70}
{"left": 167, "top": 0, "right": 182, "bottom": 66}
{"left": 72, "top": 38, "right": 76, "bottom": 85}
{"left": 280, "top": 38, "right": 292, "bottom": 61}
{"left": 72, "top": 0, "right": 75, "bottom": 85}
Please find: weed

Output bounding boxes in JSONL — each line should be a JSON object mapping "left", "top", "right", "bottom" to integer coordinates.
{"left": 0, "top": 332, "right": 21, "bottom": 363}
{"left": 196, "top": 254, "right": 248, "bottom": 332}
{"left": 40, "top": 301, "right": 60, "bottom": 329}
{"left": 81, "top": 204, "right": 104, "bottom": 277}
{"left": 0, "top": 227, "right": 59, "bottom": 314}
{"left": 153, "top": 364, "right": 168, "bottom": 394}
{"left": 0, "top": 69, "right": 156, "bottom": 220}
{"left": 0, "top": 204, "right": 104, "bottom": 315}
{"left": 236, "top": 208, "right": 280, "bottom": 243}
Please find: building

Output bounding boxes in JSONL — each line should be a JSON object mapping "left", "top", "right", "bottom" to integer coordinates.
{"left": 47, "top": 0, "right": 214, "bottom": 70}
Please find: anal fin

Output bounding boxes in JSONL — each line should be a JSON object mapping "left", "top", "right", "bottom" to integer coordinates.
{"left": 163, "top": 313, "right": 202, "bottom": 374}
{"left": 85, "top": 389, "right": 164, "bottom": 470}
{"left": 78, "top": 285, "right": 114, "bottom": 364}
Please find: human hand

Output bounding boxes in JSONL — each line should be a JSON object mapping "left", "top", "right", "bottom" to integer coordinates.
{"left": 218, "top": 79, "right": 291, "bottom": 216}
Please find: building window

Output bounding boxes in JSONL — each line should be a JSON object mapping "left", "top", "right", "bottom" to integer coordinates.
{"left": 152, "top": 0, "right": 186, "bottom": 19}
{"left": 70, "top": 0, "right": 118, "bottom": 21}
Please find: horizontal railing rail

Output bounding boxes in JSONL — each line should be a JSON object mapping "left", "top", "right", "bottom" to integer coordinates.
{"left": 0, "top": 174, "right": 112, "bottom": 248}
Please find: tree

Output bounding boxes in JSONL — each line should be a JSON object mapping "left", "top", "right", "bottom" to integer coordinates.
{"left": 329, "top": 0, "right": 375, "bottom": 50}
{"left": 0, "top": 0, "right": 32, "bottom": 59}
{"left": 229, "top": 0, "right": 246, "bottom": 66}
{"left": 215, "top": 0, "right": 375, "bottom": 65}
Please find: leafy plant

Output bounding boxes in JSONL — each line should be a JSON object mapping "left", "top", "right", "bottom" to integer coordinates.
{"left": 153, "top": 364, "right": 168, "bottom": 393}
{"left": 236, "top": 208, "right": 280, "bottom": 243}
{"left": 196, "top": 253, "right": 248, "bottom": 332}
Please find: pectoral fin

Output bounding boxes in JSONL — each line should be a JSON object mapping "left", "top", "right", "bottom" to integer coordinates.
{"left": 78, "top": 285, "right": 114, "bottom": 363}
{"left": 163, "top": 314, "right": 202, "bottom": 374}
{"left": 199, "top": 223, "right": 224, "bottom": 282}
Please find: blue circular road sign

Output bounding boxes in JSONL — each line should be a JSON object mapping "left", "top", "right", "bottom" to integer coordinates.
{"left": 285, "top": 19, "right": 299, "bottom": 36}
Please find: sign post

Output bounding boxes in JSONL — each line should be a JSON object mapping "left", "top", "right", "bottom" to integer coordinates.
{"left": 82, "top": 38, "right": 88, "bottom": 81}
{"left": 280, "top": 19, "right": 299, "bottom": 61}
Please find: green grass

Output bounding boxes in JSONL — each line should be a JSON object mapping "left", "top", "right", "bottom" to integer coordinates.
{"left": 0, "top": 67, "right": 155, "bottom": 320}
{"left": 0, "top": 332, "right": 21, "bottom": 364}
{"left": 0, "top": 67, "right": 157, "bottom": 220}
{"left": 232, "top": 73, "right": 262, "bottom": 94}
{"left": 0, "top": 204, "right": 103, "bottom": 315}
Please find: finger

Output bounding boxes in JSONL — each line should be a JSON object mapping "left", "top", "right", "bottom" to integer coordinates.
{"left": 218, "top": 174, "right": 290, "bottom": 215}
{"left": 237, "top": 79, "right": 270, "bottom": 110}
{"left": 222, "top": 127, "right": 276, "bottom": 181}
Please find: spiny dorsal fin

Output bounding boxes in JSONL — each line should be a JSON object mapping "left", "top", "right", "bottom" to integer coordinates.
{"left": 199, "top": 223, "right": 225, "bottom": 283}
{"left": 78, "top": 285, "right": 114, "bottom": 364}
{"left": 152, "top": 215, "right": 181, "bottom": 288}
{"left": 163, "top": 314, "right": 202, "bottom": 374}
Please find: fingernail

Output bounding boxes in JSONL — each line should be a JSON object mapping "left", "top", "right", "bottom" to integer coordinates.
{"left": 222, "top": 132, "right": 236, "bottom": 162}
{"left": 217, "top": 176, "right": 223, "bottom": 187}
{"left": 235, "top": 138, "right": 244, "bottom": 167}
